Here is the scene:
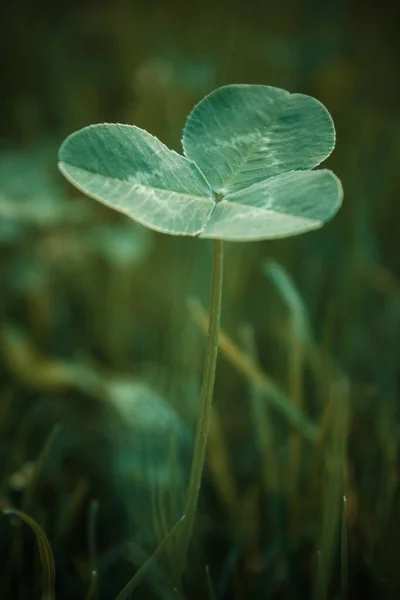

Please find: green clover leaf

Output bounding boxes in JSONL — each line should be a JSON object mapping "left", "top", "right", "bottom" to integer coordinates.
{"left": 58, "top": 84, "right": 342, "bottom": 241}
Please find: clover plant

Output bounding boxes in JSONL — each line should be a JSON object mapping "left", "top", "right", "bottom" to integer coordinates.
{"left": 58, "top": 84, "right": 342, "bottom": 585}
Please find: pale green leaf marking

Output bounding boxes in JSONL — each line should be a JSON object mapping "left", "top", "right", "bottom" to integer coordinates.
{"left": 200, "top": 170, "right": 342, "bottom": 241}
{"left": 182, "top": 84, "right": 336, "bottom": 195}
{"left": 59, "top": 124, "right": 215, "bottom": 236}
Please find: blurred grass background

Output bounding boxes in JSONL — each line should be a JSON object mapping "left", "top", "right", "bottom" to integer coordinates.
{"left": 1, "top": 0, "right": 400, "bottom": 598}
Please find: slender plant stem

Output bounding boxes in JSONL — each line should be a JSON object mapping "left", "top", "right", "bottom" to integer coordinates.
{"left": 174, "top": 239, "right": 224, "bottom": 588}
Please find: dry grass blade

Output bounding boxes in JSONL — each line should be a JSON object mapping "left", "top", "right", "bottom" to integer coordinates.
{"left": 2, "top": 507, "right": 56, "bottom": 600}
{"left": 188, "top": 298, "right": 318, "bottom": 442}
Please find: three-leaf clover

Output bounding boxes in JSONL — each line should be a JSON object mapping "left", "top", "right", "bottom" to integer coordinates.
{"left": 58, "top": 84, "right": 342, "bottom": 241}
{"left": 57, "top": 84, "right": 342, "bottom": 588}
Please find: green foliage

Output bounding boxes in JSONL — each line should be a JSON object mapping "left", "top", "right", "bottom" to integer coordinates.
{"left": 2, "top": 2, "right": 400, "bottom": 599}
{"left": 58, "top": 85, "right": 342, "bottom": 241}
{"left": 57, "top": 82, "right": 343, "bottom": 594}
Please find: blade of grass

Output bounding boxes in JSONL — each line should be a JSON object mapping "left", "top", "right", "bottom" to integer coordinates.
{"left": 341, "top": 495, "right": 348, "bottom": 600}
{"left": 239, "top": 324, "right": 279, "bottom": 494}
{"left": 114, "top": 515, "right": 186, "bottom": 600}
{"left": 240, "top": 324, "right": 295, "bottom": 591}
{"left": 313, "top": 376, "right": 349, "bottom": 600}
{"left": 86, "top": 499, "right": 99, "bottom": 600}
{"left": 263, "top": 261, "right": 318, "bottom": 367}
{"left": 22, "top": 424, "right": 62, "bottom": 513}
{"left": 150, "top": 475, "right": 165, "bottom": 549}
{"left": 2, "top": 424, "right": 61, "bottom": 597}
{"left": 86, "top": 571, "right": 99, "bottom": 600}
{"left": 205, "top": 565, "right": 217, "bottom": 600}
{"left": 315, "top": 551, "right": 328, "bottom": 600}
{"left": 2, "top": 507, "right": 55, "bottom": 600}
{"left": 166, "top": 432, "right": 185, "bottom": 558}
{"left": 263, "top": 261, "right": 318, "bottom": 530}
{"left": 88, "top": 499, "right": 99, "bottom": 574}
{"left": 188, "top": 298, "right": 318, "bottom": 442}
{"left": 207, "top": 407, "right": 237, "bottom": 520}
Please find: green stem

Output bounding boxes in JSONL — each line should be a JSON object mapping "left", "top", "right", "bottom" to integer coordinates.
{"left": 174, "top": 239, "right": 224, "bottom": 588}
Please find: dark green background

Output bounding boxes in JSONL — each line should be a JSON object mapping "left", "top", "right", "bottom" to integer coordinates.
{"left": 0, "top": 1, "right": 400, "bottom": 599}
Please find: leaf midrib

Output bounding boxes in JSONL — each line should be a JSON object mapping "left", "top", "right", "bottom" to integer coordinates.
{"left": 204, "top": 94, "right": 292, "bottom": 194}
{"left": 207, "top": 197, "right": 321, "bottom": 226}
{"left": 59, "top": 161, "right": 215, "bottom": 203}
{"left": 61, "top": 159, "right": 327, "bottom": 228}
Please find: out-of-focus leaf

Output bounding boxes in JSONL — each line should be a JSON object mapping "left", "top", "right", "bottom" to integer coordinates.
{"left": 105, "top": 379, "right": 189, "bottom": 548}
{"left": 0, "top": 324, "right": 103, "bottom": 395}
{"left": 86, "top": 223, "right": 151, "bottom": 268}
{"left": 0, "top": 144, "right": 93, "bottom": 233}
{"left": 264, "top": 260, "right": 312, "bottom": 344}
